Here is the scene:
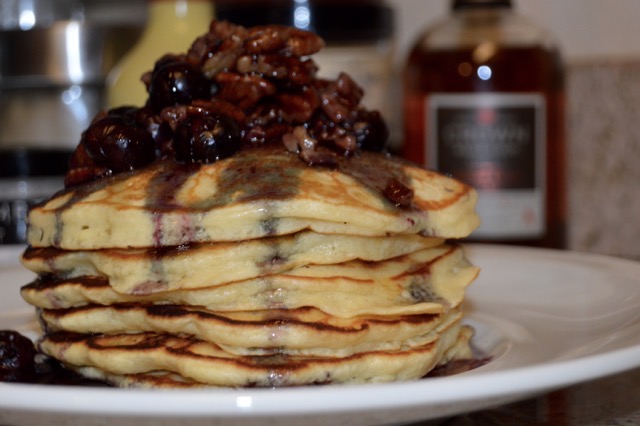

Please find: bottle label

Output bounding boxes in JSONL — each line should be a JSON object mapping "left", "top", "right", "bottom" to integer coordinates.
{"left": 426, "top": 93, "right": 546, "bottom": 239}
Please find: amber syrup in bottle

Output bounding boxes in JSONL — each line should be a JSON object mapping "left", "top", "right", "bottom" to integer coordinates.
{"left": 403, "top": 0, "right": 566, "bottom": 248}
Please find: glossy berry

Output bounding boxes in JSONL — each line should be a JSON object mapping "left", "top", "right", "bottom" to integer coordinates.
{"left": 174, "top": 114, "right": 240, "bottom": 163}
{"left": 81, "top": 114, "right": 156, "bottom": 172}
{"left": 148, "top": 59, "right": 212, "bottom": 113}
{"left": 106, "top": 106, "right": 139, "bottom": 117}
{"left": 353, "top": 110, "right": 389, "bottom": 152}
{"left": 0, "top": 330, "right": 36, "bottom": 382}
{"left": 132, "top": 106, "right": 174, "bottom": 152}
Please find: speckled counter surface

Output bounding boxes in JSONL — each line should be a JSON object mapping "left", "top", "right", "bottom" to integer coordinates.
{"left": 411, "top": 366, "right": 640, "bottom": 425}
{"left": 567, "top": 59, "right": 640, "bottom": 259}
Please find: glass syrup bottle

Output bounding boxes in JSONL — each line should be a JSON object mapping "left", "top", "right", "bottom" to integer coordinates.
{"left": 402, "top": 0, "right": 566, "bottom": 248}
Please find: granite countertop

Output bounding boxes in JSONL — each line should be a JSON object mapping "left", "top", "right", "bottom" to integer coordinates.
{"left": 414, "top": 366, "right": 640, "bottom": 425}
{"left": 567, "top": 59, "right": 640, "bottom": 260}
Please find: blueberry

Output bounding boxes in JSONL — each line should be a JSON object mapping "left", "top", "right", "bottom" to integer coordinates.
{"left": 353, "top": 110, "right": 389, "bottom": 152}
{"left": 0, "top": 330, "right": 36, "bottom": 382}
{"left": 81, "top": 114, "right": 156, "bottom": 172}
{"left": 132, "top": 106, "right": 174, "bottom": 149}
{"left": 106, "top": 106, "right": 139, "bottom": 117}
{"left": 174, "top": 114, "right": 240, "bottom": 163}
{"left": 147, "top": 58, "right": 212, "bottom": 113}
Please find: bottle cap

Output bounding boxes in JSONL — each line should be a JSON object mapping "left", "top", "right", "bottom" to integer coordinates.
{"left": 311, "top": 2, "right": 393, "bottom": 42}
{"left": 215, "top": 1, "right": 394, "bottom": 43}
{"left": 452, "top": 0, "right": 512, "bottom": 10}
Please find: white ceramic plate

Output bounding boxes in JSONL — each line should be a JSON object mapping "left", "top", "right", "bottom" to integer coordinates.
{"left": 1, "top": 244, "right": 640, "bottom": 426}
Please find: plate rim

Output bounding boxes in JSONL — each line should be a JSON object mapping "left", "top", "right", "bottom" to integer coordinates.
{"left": 1, "top": 244, "right": 640, "bottom": 419}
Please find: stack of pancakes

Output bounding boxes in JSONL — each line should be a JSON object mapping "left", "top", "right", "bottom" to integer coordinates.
{"left": 20, "top": 146, "right": 480, "bottom": 387}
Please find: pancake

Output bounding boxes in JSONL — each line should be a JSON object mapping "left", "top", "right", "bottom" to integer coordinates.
{"left": 26, "top": 147, "right": 479, "bottom": 250}
{"left": 21, "top": 232, "right": 444, "bottom": 295}
{"left": 39, "top": 305, "right": 462, "bottom": 357}
{"left": 22, "top": 244, "right": 478, "bottom": 317}
{"left": 19, "top": 20, "right": 482, "bottom": 388}
{"left": 37, "top": 315, "right": 473, "bottom": 387}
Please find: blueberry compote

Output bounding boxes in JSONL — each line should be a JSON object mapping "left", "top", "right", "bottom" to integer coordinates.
{"left": 0, "top": 330, "right": 109, "bottom": 386}
{"left": 62, "top": 20, "right": 405, "bottom": 201}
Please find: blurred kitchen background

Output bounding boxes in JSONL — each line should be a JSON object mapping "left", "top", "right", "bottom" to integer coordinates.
{"left": 0, "top": 0, "right": 639, "bottom": 259}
